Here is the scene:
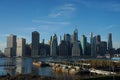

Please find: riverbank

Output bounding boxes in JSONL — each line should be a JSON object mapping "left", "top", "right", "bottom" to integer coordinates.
{"left": 0, "top": 73, "right": 55, "bottom": 80}
{"left": 82, "top": 75, "right": 120, "bottom": 80}
{"left": 0, "top": 73, "right": 120, "bottom": 80}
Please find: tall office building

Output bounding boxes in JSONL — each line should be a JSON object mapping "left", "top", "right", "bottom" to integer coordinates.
{"left": 96, "top": 35, "right": 101, "bottom": 55}
{"left": 71, "top": 28, "right": 78, "bottom": 43}
{"left": 5, "top": 34, "right": 16, "bottom": 57}
{"left": 100, "top": 41, "right": 107, "bottom": 56}
{"left": 96, "top": 35, "right": 101, "bottom": 44}
{"left": 59, "top": 40, "right": 69, "bottom": 56}
{"left": 50, "top": 34, "right": 58, "bottom": 56}
{"left": 93, "top": 36, "right": 97, "bottom": 56}
{"left": 4, "top": 34, "right": 17, "bottom": 57}
{"left": 72, "top": 41, "right": 81, "bottom": 56}
{"left": 90, "top": 32, "right": 94, "bottom": 56}
{"left": 80, "top": 35, "right": 87, "bottom": 56}
{"left": 64, "top": 33, "right": 71, "bottom": 56}
{"left": 64, "top": 34, "right": 71, "bottom": 42}
{"left": 16, "top": 38, "right": 26, "bottom": 57}
{"left": 31, "top": 31, "right": 39, "bottom": 57}
{"left": 108, "top": 33, "right": 113, "bottom": 50}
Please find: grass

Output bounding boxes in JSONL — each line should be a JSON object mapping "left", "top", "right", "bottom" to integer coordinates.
{"left": 0, "top": 74, "right": 55, "bottom": 80}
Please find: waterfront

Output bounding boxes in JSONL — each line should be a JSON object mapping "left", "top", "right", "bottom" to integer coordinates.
{"left": 0, "top": 57, "right": 120, "bottom": 79}
{"left": 0, "top": 57, "right": 89, "bottom": 79}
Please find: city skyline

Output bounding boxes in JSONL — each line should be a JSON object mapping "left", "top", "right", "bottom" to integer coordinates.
{"left": 0, "top": 0, "right": 120, "bottom": 51}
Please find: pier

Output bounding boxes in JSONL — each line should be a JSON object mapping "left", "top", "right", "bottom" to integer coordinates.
{"left": 48, "top": 61, "right": 90, "bottom": 74}
{"left": 89, "top": 68, "right": 116, "bottom": 75}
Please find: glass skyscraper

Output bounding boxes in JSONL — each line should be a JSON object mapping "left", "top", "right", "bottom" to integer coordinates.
{"left": 80, "top": 35, "right": 87, "bottom": 56}
{"left": 71, "top": 28, "right": 78, "bottom": 43}
{"left": 108, "top": 33, "right": 113, "bottom": 50}
{"left": 50, "top": 34, "right": 58, "bottom": 56}
{"left": 31, "top": 31, "right": 39, "bottom": 57}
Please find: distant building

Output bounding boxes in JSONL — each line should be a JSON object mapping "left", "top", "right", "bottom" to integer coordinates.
{"left": 50, "top": 34, "right": 58, "bottom": 56}
{"left": 4, "top": 48, "right": 12, "bottom": 57}
{"left": 93, "top": 36, "right": 97, "bottom": 56}
{"left": 86, "top": 42, "right": 91, "bottom": 56}
{"left": 90, "top": 32, "right": 94, "bottom": 56}
{"left": 39, "top": 39, "right": 50, "bottom": 57}
{"left": 108, "top": 33, "right": 113, "bottom": 50}
{"left": 71, "top": 28, "right": 78, "bottom": 43}
{"left": 64, "top": 34, "right": 71, "bottom": 42}
{"left": 72, "top": 41, "right": 81, "bottom": 56}
{"left": 96, "top": 35, "right": 101, "bottom": 55}
{"left": 31, "top": 31, "right": 39, "bottom": 57}
{"left": 64, "top": 33, "right": 72, "bottom": 56}
{"left": 100, "top": 41, "right": 107, "bottom": 56}
{"left": 116, "top": 48, "right": 120, "bottom": 54}
{"left": 80, "top": 35, "right": 87, "bottom": 56}
{"left": 25, "top": 44, "right": 31, "bottom": 57}
{"left": 59, "top": 40, "right": 69, "bottom": 56}
{"left": 4, "top": 34, "right": 17, "bottom": 57}
{"left": 16, "top": 38, "right": 26, "bottom": 57}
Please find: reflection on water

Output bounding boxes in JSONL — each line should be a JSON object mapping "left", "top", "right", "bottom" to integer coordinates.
{"left": 0, "top": 58, "right": 32, "bottom": 76}
{"left": 0, "top": 57, "right": 55, "bottom": 77}
{"left": 16, "top": 58, "right": 32, "bottom": 74}
{"left": 0, "top": 57, "right": 92, "bottom": 79}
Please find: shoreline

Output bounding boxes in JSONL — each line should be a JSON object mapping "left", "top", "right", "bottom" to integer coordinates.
{"left": 0, "top": 73, "right": 120, "bottom": 80}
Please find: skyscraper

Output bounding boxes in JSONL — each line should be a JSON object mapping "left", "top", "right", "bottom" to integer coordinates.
{"left": 50, "top": 34, "right": 58, "bottom": 56}
{"left": 64, "top": 33, "right": 71, "bottom": 56}
{"left": 16, "top": 38, "right": 26, "bottom": 57}
{"left": 100, "top": 41, "right": 107, "bottom": 56}
{"left": 31, "top": 31, "right": 39, "bottom": 57}
{"left": 4, "top": 34, "right": 17, "bottom": 57}
{"left": 59, "top": 40, "right": 69, "bottom": 56}
{"left": 80, "top": 35, "right": 87, "bottom": 56}
{"left": 96, "top": 35, "right": 101, "bottom": 55}
{"left": 108, "top": 33, "right": 113, "bottom": 50}
{"left": 64, "top": 34, "right": 71, "bottom": 42}
{"left": 71, "top": 28, "right": 78, "bottom": 43}
{"left": 90, "top": 32, "right": 94, "bottom": 56}
{"left": 72, "top": 41, "right": 81, "bottom": 57}
{"left": 96, "top": 35, "right": 101, "bottom": 44}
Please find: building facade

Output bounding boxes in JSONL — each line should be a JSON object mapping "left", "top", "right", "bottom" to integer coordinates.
{"left": 80, "top": 35, "right": 87, "bottom": 56}
{"left": 108, "top": 33, "right": 113, "bottom": 50}
{"left": 71, "top": 28, "right": 78, "bottom": 43}
{"left": 31, "top": 31, "right": 39, "bottom": 57}
{"left": 59, "top": 40, "right": 69, "bottom": 56}
{"left": 64, "top": 34, "right": 71, "bottom": 42}
{"left": 4, "top": 34, "right": 17, "bottom": 57}
{"left": 100, "top": 41, "right": 107, "bottom": 56}
{"left": 72, "top": 41, "right": 81, "bottom": 56}
{"left": 16, "top": 38, "right": 26, "bottom": 57}
{"left": 50, "top": 34, "right": 58, "bottom": 56}
{"left": 96, "top": 35, "right": 101, "bottom": 55}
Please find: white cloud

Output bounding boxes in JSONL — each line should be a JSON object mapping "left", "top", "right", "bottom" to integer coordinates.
{"left": 79, "top": 0, "right": 120, "bottom": 12}
{"left": 49, "top": 3, "right": 76, "bottom": 18}
{"left": 32, "top": 20, "right": 70, "bottom": 25}
{"left": 24, "top": 27, "right": 37, "bottom": 31}
{"left": 105, "top": 25, "right": 120, "bottom": 30}
{"left": 0, "top": 34, "right": 9, "bottom": 37}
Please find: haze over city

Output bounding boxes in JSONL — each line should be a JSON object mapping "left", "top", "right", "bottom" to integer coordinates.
{"left": 0, "top": 0, "right": 120, "bottom": 51}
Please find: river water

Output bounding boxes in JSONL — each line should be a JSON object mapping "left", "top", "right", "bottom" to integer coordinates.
{"left": 1, "top": 57, "right": 118, "bottom": 79}
{"left": 0, "top": 57, "right": 91, "bottom": 79}
{"left": 0, "top": 57, "right": 55, "bottom": 76}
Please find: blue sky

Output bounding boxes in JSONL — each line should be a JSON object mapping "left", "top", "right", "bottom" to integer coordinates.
{"left": 0, "top": 0, "right": 120, "bottom": 51}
